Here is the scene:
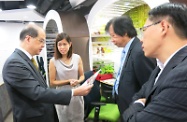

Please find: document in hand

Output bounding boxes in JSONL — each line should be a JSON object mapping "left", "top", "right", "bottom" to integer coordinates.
{"left": 84, "top": 69, "right": 101, "bottom": 85}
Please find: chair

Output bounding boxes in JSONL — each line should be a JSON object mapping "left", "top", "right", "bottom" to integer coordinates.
{"left": 86, "top": 81, "right": 120, "bottom": 122}
{"left": 82, "top": 71, "right": 101, "bottom": 120}
{"left": 100, "top": 83, "right": 115, "bottom": 103}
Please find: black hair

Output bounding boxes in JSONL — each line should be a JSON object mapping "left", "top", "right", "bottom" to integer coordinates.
{"left": 105, "top": 16, "right": 137, "bottom": 38}
{"left": 148, "top": 3, "right": 187, "bottom": 39}
{"left": 54, "top": 32, "right": 73, "bottom": 59}
{"left": 20, "top": 27, "right": 38, "bottom": 41}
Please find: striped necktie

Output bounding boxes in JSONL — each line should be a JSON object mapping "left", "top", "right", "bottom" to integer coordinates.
{"left": 31, "top": 58, "right": 39, "bottom": 70}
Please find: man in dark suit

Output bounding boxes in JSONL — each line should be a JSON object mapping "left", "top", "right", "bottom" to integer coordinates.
{"left": 105, "top": 16, "right": 156, "bottom": 117}
{"left": 2, "top": 23, "right": 93, "bottom": 122}
{"left": 123, "top": 3, "right": 187, "bottom": 122}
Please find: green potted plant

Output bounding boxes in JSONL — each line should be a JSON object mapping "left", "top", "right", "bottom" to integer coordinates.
{"left": 93, "top": 61, "right": 114, "bottom": 80}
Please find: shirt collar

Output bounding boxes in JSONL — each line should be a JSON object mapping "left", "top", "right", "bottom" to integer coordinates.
{"left": 157, "top": 44, "right": 187, "bottom": 70}
{"left": 122, "top": 37, "right": 135, "bottom": 53}
{"left": 17, "top": 47, "right": 32, "bottom": 60}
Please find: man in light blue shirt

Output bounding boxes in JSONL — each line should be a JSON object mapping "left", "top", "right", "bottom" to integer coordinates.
{"left": 105, "top": 16, "right": 156, "bottom": 119}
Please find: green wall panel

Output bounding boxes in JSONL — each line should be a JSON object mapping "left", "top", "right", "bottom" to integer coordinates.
{"left": 125, "top": 4, "right": 150, "bottom": 29}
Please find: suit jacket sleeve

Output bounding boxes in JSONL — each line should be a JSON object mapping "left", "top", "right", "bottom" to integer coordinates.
{"left": 3, "top": 58, "right": 72, "bottom": 105}
{"left": 122, "top": 68, "right": 187, "bottom": 122}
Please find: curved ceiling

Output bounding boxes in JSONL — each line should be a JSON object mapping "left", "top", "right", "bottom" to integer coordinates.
{"left": 0, "top": 0, "right": 97, "bottom": 16}
{"left": 90, "top": 0, "right": 146, "bottom": 34}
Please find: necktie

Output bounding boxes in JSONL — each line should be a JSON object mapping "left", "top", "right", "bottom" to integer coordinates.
{"left": 154, "top": 66, "right": 161, "bottom": 85}
{"left": 113, "top": 50, "right": 126, "bottom": 95}
{"left": 31, "top": 58, "right": 39, "bottom": 70}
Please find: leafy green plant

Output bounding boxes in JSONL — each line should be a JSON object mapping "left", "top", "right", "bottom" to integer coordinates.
{"left": 93, "top": 61, "right": 114, "bottom": 74}
{"left": 100, "top": 64, "right": 114, "bottom": 74}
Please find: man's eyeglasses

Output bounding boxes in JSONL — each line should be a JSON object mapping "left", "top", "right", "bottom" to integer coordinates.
{"left": 36, "top": 38, "right": 46, "bottom": 44}
{"left": 140, "top": 21, "right": 161, "bottom": 32}
{"left": 29, "top": 35, "right": 46, "bottom": 44}
{"left": 138, "top": 21, "right": 161, "bottom": 39}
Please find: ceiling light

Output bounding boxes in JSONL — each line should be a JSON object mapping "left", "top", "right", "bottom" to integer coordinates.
{"left": 124, "top": 2, "right": 130, "bottom": 6}
{"left": 27, "top": 4, "right": 36, "bottom": 9}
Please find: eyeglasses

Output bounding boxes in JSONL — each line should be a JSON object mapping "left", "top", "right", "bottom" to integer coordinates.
{"left": 138, "top": 21, "right": 161, "bottom": 39}
{"left": 29, "top": 35, "right": 46, "bottom": 44}
{"left": 36, "top": 38, "right": 46, "bottom": 44}
{"left": 140, "top": 21, "right": 161, "bottom": 32}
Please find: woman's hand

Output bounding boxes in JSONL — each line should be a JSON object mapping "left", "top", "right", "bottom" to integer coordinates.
{"left": 69, "top": 79, "right": 80, "bottom": 87}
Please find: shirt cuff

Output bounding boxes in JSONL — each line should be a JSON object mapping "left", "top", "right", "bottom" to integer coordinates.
{"left": 134, "top": 100, "right": 145, "bottom": 106}
{"left": 71, "top": 89, "right": 74, "bottom": 96}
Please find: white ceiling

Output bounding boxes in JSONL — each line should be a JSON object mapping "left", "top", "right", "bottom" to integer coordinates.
{"left": 0, "top": 8, "right": 44, "bottom": 22}
{"left": 90, "top": 0, "right": 146, "bottom": 34}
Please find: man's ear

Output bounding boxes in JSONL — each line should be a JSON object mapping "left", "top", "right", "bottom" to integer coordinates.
{"left": 160, "top": 20, "right": 170, "bottom": 36}
{"left": 24, "top": 35, "right": 32, "bottom": 44}
{"left": 161, "top": 20, "right": 170, "bottom": 32}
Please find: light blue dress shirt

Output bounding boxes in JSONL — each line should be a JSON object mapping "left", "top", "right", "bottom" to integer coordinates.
{"left": 113, "top": 37, "right": 135, "bottom": 95}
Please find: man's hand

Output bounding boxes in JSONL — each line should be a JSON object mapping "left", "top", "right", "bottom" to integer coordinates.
{"left": 138, "top": 98, "right": 146, "bottom": 104}
{"left": 73, "top": 83, "right": 93, "bottom": 96}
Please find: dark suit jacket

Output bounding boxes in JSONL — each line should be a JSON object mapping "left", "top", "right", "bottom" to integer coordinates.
{"left": 122, "top": 46, "right": 187, "bottom": 122}
{"left": 116, "top": 37, "right": 156, "bottom": 114}
{"left": 2, "top": 49, "right": 72, "bottom": 122}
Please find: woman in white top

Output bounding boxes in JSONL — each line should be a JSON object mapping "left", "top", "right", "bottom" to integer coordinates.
{"left": 49, "top": 32, "right": 85, "bottom": 122}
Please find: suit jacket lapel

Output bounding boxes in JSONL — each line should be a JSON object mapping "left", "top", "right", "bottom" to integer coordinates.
{"left": 15, "top": 49, "right": 47, "bottom": 87}
{"left": 119, "top": 37, "right": 139, "bottom": 82}
{"left": 146, "top": 46, "right": 187, "bottom": 105}
{"left": 122, "top": 37, "right": 139, "bottom": 69}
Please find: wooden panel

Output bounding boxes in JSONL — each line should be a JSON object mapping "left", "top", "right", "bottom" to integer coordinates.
{"left": 59, "top": 11, "right": 89, "bottom": 37}
{"left": 58, "top": 11, "right": 90, "bottom": 71}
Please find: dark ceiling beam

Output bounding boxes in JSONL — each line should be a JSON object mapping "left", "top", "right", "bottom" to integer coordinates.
{"left": 4, "top": 1, "right": 19, "bottom": 9}
{"left": 70, "top": 0, "right": 97, "bottom": 16}
{"left": 71, "top": 0, "right": 97, "bottom": 10}
{"left": 37, "top": 0, "right": 55, "bottom": 15}
{"left": 36, "top": 0, "right": 43, "bottom": 6}
{"left": 49, "top": 0, "right": 67, "bottom": 10}
{"left": 59, "top": 2, "right": 72, "bottom": 11}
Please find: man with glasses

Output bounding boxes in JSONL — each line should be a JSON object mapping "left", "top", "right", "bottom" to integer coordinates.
{"left": 2, "top": 23, "right": 93, "bottom": 122}
{"left": 105, "top": 16, "right": 156, "bottom": 119}
{"left": 123, "top": 3, "right": 187, "bottom": 122}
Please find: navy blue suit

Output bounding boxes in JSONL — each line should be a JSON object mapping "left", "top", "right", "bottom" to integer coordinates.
{"left": 123, "top": 46, "right": 187, "bottom": 122}
{"left": 116, "top": 37, "right": 156, "bottom": 114}
{"left": 3, "top": 49, "right": 72, "bottom": 122}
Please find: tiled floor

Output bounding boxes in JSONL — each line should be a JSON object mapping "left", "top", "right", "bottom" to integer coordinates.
{"left": 4, "top": 112, "right": 13, "bottom": 122}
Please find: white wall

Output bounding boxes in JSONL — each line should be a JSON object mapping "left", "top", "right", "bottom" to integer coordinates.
{"left": 0, "top": 23, "right": 23, "bottom": 84}
{"left": 0, "top": 22, "right": 44, "bottom": 84}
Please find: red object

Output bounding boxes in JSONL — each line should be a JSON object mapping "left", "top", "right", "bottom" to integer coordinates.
{"left": 96, "top": 73, "right": 113, "bottom": 80}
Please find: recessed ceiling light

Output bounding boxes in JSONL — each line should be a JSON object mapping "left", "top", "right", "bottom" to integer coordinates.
{"left": 27, "top": 4, "right": 36, "bottom": 9}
